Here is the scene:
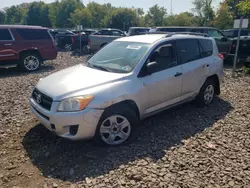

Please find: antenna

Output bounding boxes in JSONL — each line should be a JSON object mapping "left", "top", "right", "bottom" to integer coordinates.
{"left": 170, "top": 0, "right": 173, "bottom": 15}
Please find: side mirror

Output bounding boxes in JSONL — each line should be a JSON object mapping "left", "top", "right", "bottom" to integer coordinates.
{"left": 146, "top": 61, "right": 158, "bottom": 75}
{"left": 221, "top": 37, "right": 228, "bottom": 42}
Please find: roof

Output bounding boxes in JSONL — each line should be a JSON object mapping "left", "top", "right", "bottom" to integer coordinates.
{"left": 154, "top": 26, "right": 216, "bottom": 29}
{"left": 116, "top": 34, "right": 210, "bottom": 44}
{"left": 0, "top": 25, "right": 45, "bottom": 29}
{"left": 129, "top": 27, "right": 151, "bottom": 29}
{"left": 116, "top": 34, "right": 166, "bottom": 44}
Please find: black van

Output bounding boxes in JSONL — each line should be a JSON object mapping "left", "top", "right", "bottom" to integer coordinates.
{"left": 149, "top": 27, "right": 232, "bottom": 57}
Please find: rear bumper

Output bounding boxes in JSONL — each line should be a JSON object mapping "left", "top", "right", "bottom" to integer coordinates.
{"left": 29, "top": 98, "right": 104, "bottom": 140}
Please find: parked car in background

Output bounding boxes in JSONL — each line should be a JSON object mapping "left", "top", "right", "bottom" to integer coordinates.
{"left": 149, "top": 27, "right": 232, "bottom": 57}
{"left": 0, "top": 25, "right": 57, "bottom": 71}
{"left": 49, "top": 29, "right": 74, "bottom": 40}
{"left": 30, "top": 33, "right": 223, "bottom": 146}
{"left": 221, "top": 29, "right": 250, "bottom": 64}
{"left": 222, "top": 29, "right": 250, "bottom": 38}
{"left": 88, "top": 28, "right": 126, "bottom": 51}
{"left": 55, "top": 32, "right": 76, "bottom": 51}
{"left": 127, "top": 27, "right": 151, "bottom": 36}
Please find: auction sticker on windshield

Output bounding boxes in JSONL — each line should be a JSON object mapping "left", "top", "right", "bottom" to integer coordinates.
{"left": 126, "top": 45, "right": 142, "bottom": 50}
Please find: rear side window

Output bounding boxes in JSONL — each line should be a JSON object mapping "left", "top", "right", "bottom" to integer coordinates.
{"left": 176, "top": 39, "right": 201, "bottom": 64}
{"left": 0, "top": 29, "right": 12, "bottom": 40}
{"left": 188, "top": 28, "right": 205, "bottom": 33}
{"left": 199, "top": 39, "right": 213, "bottom": 57}
{"left": 16, "top": 29, "right": 51, "bottom": 40}
{"left": 100, "top": 30, "right": 111, "bottom": 35}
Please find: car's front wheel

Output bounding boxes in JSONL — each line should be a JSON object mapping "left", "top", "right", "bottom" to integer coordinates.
{"left": 195, "top": 79, "right": 215, "bottom": 107}
{"left": 94, "top": 105, "right": 139, "bottom": 146}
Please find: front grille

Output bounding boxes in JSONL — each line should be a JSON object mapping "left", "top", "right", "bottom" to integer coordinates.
{"left": 32, "top": 88, "right": 53, "bottom": 111}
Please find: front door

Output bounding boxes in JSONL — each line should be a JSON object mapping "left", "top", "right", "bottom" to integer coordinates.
{"left": 207, "top": 29, "right": 231, "bottom": 56}
{"left": 139, "top": 43, "right": 183, "bottom": 115}
{"left": 0, "top": 29, "right": 16, "bottom": 62}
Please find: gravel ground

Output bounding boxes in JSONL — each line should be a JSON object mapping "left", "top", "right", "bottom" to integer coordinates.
{"left": 0, "top": 52, "right": 249, "bottom": 188}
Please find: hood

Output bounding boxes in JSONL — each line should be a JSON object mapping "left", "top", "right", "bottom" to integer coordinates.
{"left": 36, "top": 64, "right": 126, "bottom": 100}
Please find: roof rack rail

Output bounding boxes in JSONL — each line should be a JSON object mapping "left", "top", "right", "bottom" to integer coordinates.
{"left": 147, "top": 31, "right": 208, "bottom": 37}
{"left": 165, "top": 32, "right": 208, "bottom": 37}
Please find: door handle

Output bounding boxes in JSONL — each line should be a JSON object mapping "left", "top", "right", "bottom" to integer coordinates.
{"left": 203, "top": 64, "right": 210, "bottom": 68}
{"left": 4, "top": 44, "right": 12, "bottom": 46}
{"left": 174, "top": 72, "right": 183, "bottom": 77}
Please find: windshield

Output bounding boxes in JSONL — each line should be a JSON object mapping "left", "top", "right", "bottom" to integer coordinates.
{"left": 88, "top": 41, "right": 149, "bottom": 73}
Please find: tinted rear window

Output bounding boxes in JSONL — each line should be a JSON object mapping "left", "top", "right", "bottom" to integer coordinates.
{"left": 199, "top": 39, "right": 213, "bottom": 57}
{"left": 176, "top": 39, "right": 201, "bottom": 64}
{"left": 0, "top": 29, "right": 12, "bottom": 40}
{"left": 16, "top": 29, "right": 51, "bottom": 40}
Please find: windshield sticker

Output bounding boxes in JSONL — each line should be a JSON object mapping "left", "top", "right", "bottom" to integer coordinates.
{"left": 121, "top": 66, "right": 131, "bottom": 71}
{"left": 126, "top": 45, "right": 142, "bottom": 50}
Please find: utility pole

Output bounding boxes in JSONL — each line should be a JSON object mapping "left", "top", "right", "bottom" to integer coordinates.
{"left": 232, "top": 16, "right": 243, "bottom": 76}
{"left": 170, "top": 0, "right": 173, "bottom": 15}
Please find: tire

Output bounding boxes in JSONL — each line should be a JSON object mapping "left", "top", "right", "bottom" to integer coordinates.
{"left": 64, "top": 44, "right": 72, "bottom": 51}
{"left": 94, "top": 105, "right": 139, "bottom": 146}
{"left": 19, "top": 53, "right": 41, "bottom": 72}
{"left": 195, "top": 79, "right": 216, "bottom": 108}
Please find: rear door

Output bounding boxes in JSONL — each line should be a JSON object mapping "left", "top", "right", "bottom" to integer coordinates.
{"left": 0, "top": 29, "right": 17, "bottom": 61}
{"left": 15, "top": 28, "right": 56, "bottom": 60}
{"left": 176, "top": 39, "right": 207, "bottom": 101}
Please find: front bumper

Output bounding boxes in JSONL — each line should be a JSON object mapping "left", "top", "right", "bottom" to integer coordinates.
{"left": 29, "top": 98, "right": 104, "bottom": 140}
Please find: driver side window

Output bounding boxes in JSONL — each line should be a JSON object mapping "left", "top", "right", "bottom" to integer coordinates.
{"left": 147, "top": 44, "right": 177, "bottom": 73}
{"left": 207, "top": 29, "right": 224, "bottom": 40}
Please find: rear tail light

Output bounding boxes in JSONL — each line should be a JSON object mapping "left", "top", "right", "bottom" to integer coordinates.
{"left": 229, "top": 43, "right": 232, "bottom": 52}
{"left": 71, "top": 37, "right": 75, "bottom": 44}
{"left": 218, "top": 53, "right": 224, "bottom": 60}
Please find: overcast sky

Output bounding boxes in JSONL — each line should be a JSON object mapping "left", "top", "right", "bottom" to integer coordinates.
{"left": 1, "top": 0, "right": 223, "bottom": 14}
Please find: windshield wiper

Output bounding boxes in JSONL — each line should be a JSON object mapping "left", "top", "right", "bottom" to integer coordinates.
{"left": 88, "top": 63, "right": 112, "bottom": 72}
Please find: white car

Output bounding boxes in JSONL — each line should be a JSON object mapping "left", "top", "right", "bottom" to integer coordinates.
{"left": 29, "top": 34, "right": 224, "bottom": 146}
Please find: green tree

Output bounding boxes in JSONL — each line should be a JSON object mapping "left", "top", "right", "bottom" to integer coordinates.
{"left": 70, "top": 8, "right": 92, "bottom": 28}
{"left": 5, "top": 5, "right": 26, "bottom": 24}
{"left": 174, "top": 12, "right": 196, "bottom": 26}
{"left": 55, "top": 0, "right": 84, "bottom": 28}
{"left": 237, "top": 0, "right": 250, "bottom": 16}
{"left": 192, "top": 0, "right": 215, "bottom": 26}
{"left": 214, "top": 2, "right": 233, "bottom": 29}
{"left": 145, "top": 5, "right": 167, "bottom": 26}
{"left": 48, "top": 1, "right": 60, "bottom": 27}
{"left": 107, "top": 8, "right": 139, "bottom": 30}
{"left": 226, "top": 0, "right": 242, "bottom": 18}
{"left": 0, "top": 10, "right": 5, "bottom": 24}
{"left": 26, "top": 2, "right": 52, "bottom": 27}
{"left": 87, "top": 2, "right": 108, "bottom": 28}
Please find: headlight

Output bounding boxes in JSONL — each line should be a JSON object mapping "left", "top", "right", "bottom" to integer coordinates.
{"left": 57, "top": 95, "right": 94, "bottom": 112}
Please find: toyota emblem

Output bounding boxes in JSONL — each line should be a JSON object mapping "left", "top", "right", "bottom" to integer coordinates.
{"left": 36, "top": 94, "right": 42, "bottom": 104}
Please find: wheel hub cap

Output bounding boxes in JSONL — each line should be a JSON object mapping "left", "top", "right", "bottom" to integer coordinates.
{"left": 100, "top": 115, "right": 131, "bottom": 145}
{"left": 204, "top": 85, "right": 214, "bottom": 105}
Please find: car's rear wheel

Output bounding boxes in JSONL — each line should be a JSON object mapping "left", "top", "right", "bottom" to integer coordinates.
{"left": 94, "top": 105, "right": 139, "bottom": 146}
{"left": 64, "top": 44, "right": 72, "bottom": 51}
{"left": 20, "top": 53, "right": 41, "bottom": 72}
{"left": 195, "top": 79, "right": 215, "bottom": 107}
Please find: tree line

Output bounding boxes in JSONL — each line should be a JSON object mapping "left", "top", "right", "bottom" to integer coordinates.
{"left": 0, "top": 0, "right": 249, "bottom": 31}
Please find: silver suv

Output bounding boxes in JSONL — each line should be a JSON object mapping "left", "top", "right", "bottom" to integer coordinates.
{"left": 29, "top": 34, "right": 224, "bottom": 146}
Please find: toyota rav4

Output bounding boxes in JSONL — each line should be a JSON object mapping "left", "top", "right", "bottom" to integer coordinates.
{"left": 29, "top": 34, "right": 224, "bottom": 146}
